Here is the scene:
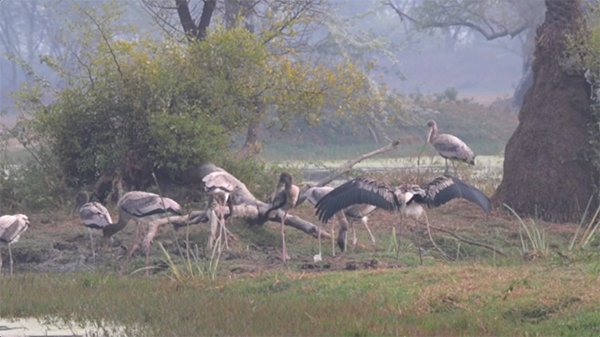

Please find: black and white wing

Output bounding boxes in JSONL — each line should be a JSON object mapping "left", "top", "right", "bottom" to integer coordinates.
{"left": 418, "top": 176, "right": 491, "bottom": 213}
{"left": 303, "top": 186, "right": 334, "bottom": 206}
{"left": 315, "top": 177, "right": 399, "bottom": 224}
{"left": 119, "top": 191, "right": 182, "bottom": 217}
{"left": 79, "top": 202, "right": 113, "bottom": 229}
{"left": 0, "top": 214, "right": 30, "bottom": 243}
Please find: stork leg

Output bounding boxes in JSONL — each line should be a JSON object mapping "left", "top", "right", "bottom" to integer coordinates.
{"left": 350, "top": 220, "right": 358, "bottom": 247}
{"left": 361, "top": 217, "right": 376, "bottom": 245}
{"left": 215, "top": 213, "right": 224, "bottom": 255}
{"left": 8, "top": 244, "right": 14, "bottom": 276}
{"left": 208, "top": 209, "right": 218, "bottom": 250}
{"left": 443, "top": 158, "right": 449, "bottom": 175}
{"left": 281, "top": 212, "right": 289, "bottom": 263}
{"left": 451, "top": 160, "right": 458, "bottom": 176}
{"left": 219, "top": 210, "right": 229, "bottom": 251}
{"left": 142, "top": 221, "right": 162, "bottom": 276}
{"left": 120, "top": 220, "right": 143, "bottom": 275}
{"left": 223, "top": 200, "right": 237, "bottom": 250}
{"left": 88, "top": 228, "right": 96, "bottom": 264}
{"left": 335, "top": 213, "right": 349, "bottom": 252}
{"left": 330, "top": 222, "right": 336, "bottom": 257}
{"left": 313, "top": 225, "right": 322, "bottom": 262}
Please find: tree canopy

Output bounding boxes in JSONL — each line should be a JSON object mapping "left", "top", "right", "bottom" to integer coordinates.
{"left": 12, "top": 2, "right": 373, "bottom": 192}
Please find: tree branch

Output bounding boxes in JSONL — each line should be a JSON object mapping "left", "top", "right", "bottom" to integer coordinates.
{"left": 386, "top": 0, "right": 529, "bottom": 40}
{"left": 316, "top": 139, "right": 401, "bottom": 187}
{"left": 73, "top": 2, "right": 123, "bottom": 80}
{"left": 196, "top": 0, "right": 216, "bottom": 41}
{"left": 175, "top": 0, "right": 198, "bottom": 40}
{"left": 408, "top": 221, "right": 506, "bottom": 256}
{"left": 295, "top": 138, "right": 401, "bottom": 206}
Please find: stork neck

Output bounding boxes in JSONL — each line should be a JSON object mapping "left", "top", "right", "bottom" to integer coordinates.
{"left": 427, "top": 124, "right": 437, "bottom": 143}
{"left": 102, "top": 213, "right": 129, "bottom": 237}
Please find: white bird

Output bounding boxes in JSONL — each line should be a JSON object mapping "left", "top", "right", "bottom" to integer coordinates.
{"left": 303, "top": 186, "right": 377, "bottom": 252}
{"left": 265, "top": 172, "right": 299, "bottom": 263}
{"left": 201, "top": 169, "right": 256, "bottom": 251}
{"left": 315, "top": 175, "right": 490, "bottom": 228}
{"left": 77, "top": 191, "right": 182, "bottom": 274}
{"left": 427, "top": 120, "right": 475, "bottom": 174}
{"left": 0, "top": 214, "right": 30, "bottom": 275}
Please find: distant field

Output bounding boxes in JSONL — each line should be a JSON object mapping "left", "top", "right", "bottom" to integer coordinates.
{"left": 261, "top": 140, "right": 507, "bottom": 162}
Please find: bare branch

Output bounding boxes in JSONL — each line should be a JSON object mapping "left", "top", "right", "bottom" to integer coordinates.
{"left": 408, "top": 221, "right": 506, "bottom": 256}
{"left": 196, "top": 0, "right": 216, "bottom": 40}
{"left": 314, "top": 139, "right": 401, "bottom": 187}
{"left": 175, "top": 0, "right": 198, "bottom": 40}
{"left": 72, "top": 1, "right": 123, "bottom": 80}
{"left": 386, "top": 0, "right": 529, "bottom": 40}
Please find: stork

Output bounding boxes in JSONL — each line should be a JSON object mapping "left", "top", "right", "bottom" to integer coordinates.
{"left": 427, "top": 120, "right": 475, "bottom": 174}
{"left": 75, "top": 191, "right": 112, "bottom": 263}
{"left": 0, "top": 214, "right": 30, "bottom": 275}
{"left": 303, "top": 186, "right": 377, "bottom": 252}
{"left": 78, "top": 191, "right": 181, "bottom": 274}
{"left": 265, "top": 172, "right": 299, "bottom": 263}
{"left": 315, "top": 176, "right": 491, "bottom": 247}
{"left": 113, "top": 191, "right": 182, "bottom": 274}
{"left": 201, "top": 169, "right": 256, "bottom": 251}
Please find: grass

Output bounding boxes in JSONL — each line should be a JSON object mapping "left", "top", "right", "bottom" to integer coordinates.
{"left": 0, "top": 112, "right": 589, "bottom": 336}
{"left": 504, "top": 204, "right": 550, "bottom": 259}
{"left": 1, "top": 260, "right": 600, "bottom": 336}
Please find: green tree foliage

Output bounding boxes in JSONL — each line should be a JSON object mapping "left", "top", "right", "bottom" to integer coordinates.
{"left": 32, "top": 37, "right": 229, "bottom": 186}
{"left": 15, "top": 4, "right": 371, "bottom": 190}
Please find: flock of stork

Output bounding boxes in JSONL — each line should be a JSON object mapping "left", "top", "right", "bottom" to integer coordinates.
{"left": 0, "top": 119, "right": 492, "bottom": 274}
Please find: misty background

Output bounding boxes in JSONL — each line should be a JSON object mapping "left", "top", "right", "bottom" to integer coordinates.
{"left": 0, "top": 0, "right": 534, "bottom": 124}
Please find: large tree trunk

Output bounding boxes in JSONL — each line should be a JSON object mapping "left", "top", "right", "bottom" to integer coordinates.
{"left": 493, "top": 0, "right": 597, "bottom": 222}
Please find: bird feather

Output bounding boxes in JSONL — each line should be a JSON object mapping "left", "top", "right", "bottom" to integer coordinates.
{"left": 315, "top": 178, "right": 398, "bottom": 224}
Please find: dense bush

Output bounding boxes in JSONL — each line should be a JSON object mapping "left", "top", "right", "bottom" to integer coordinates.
{"left": 32, "top": 37, "right": 234, "bottom": 188}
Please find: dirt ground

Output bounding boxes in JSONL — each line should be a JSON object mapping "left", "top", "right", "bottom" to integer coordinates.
{"left": 2, "top": 198, "right": 578, "bottom": 276}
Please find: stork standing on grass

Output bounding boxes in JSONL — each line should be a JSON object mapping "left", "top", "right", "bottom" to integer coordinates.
{"left": 0, "top": 214, "right": 30, "bottom": 275}
{"left": 265, "top": 172, "right": 299, "bottom": 263}
{"left": 77, "top": 191, "right": 181, "bottom": 274}
{"left": 427, "top": 120, "right": 475, "bottom": 174}
{"left": 315, "top": 176, "right": 491, "bottom": 247}
{"left": 201, "top": 170, "right": 256, "bottom": 250}
{"left": 76, "top": 191, "right": 112, "bottom": 263}
{"left": 112, "top": 191, "right": 182, "bottom": 274}
{"left": 303, "top": 186, "right": 377, "bottom": 252}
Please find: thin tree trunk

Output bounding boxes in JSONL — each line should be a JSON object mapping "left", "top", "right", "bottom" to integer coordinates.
{"left": 196, "top": 0, "right": 216, "bottom": 40}
{"left": 237, "top": 118, "right": 261, "bottom": 159}
{"left": 175, "top": 0, "right": 216, "bottom": 41}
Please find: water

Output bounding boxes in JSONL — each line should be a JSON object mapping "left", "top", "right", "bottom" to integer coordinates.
{"left": 0, "top": 317, "right": 130, "bottom": 337}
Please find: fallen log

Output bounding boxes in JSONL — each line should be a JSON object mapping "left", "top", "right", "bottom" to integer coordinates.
{"left": 151, "top": 204, "right": 332, "bottom": 240}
